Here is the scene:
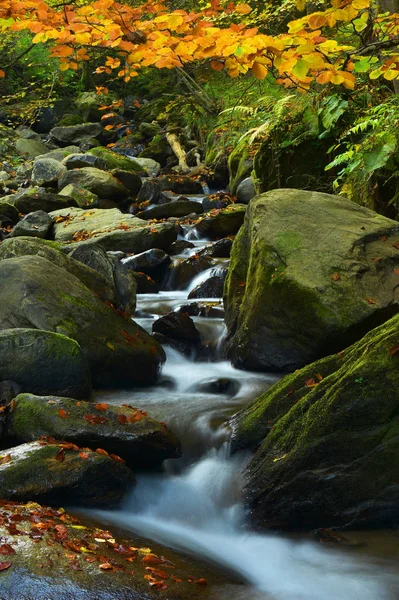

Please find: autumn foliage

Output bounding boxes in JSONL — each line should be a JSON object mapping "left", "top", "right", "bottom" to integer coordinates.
{"left": 0, "top": 0, "right": 398, "bottom": 89}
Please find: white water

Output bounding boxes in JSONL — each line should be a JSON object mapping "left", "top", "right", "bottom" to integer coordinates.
{"left": 92, "top": 237, "right": 399, "bottom": 600}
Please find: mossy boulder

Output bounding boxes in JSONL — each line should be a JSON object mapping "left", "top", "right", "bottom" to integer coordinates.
{"left": 88, "top": 146, "right": 144, "bottom": 173}
{"left": 10, "top": 210, "right": 52, "bottom": 239}
{"left": 6, "top": 394, "right": 181, "bottom": 468}
{"left": 195, "top": 204, "right": 247, "bottom": 239}
{"left": 224, "top": 189, "right": 399, "bottom": 372}
{"left": 138, "top": 134, "right": 173, "bottom": 166}
{"left": 0, "top": 255, "right": 165, "bottom": 387}
{"left": 0, "top": 329, "right": 91, "bottom": 399}
{"left": 233, "top": 314, "right": 399, "bottom": 530}
{"left": 0, "top": 201, "right": 19, "bottom": 225}
{"left": 15, "top": 138, "right": 49, "bottom": 159}
{"left": 136, "top": 199, "right": 204, "bottom": 220}
{"left": 4, "top": 186, "right": 77, "bottom": 214}
{"left": 32, "top": 157, "right": 67, "bottom": 186}
{"left": 59, "top": 183, "right": 99, "bottom": 208}
{"left": 0, "top": 441, "right": 133, "bottom": 506}
{"left": 0, "top": 237, "right": 117, "bottom": 306}
{"left": 50, "top": 206, "right": 177, "bottom": 253}
{"left": 0, "top": 501, "right": 231, "bottom": 600}
{"left": 228, "top": 140, "right": 253, "bottom": 194}
{"left": 58, "top": 167, "right": 129, "bottom": 200}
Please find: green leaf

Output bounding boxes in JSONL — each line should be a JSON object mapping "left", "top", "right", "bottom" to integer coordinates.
{"left": 363, "top": 134, "right": 396, "bottom": 173}
{"left": 292, "top": 59, "right": 309, "bottom": 79}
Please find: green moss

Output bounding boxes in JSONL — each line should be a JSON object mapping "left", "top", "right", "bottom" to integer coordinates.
{"left": 228, "top": 140, "right": 252, "bottom": 194}
{"left": 88, "top": 147, "right": 143, "bottom": 173}
{"left": 59, "top": 292, "right": 96, "bottom": 312}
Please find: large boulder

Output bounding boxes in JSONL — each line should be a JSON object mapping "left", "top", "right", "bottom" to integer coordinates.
{"left": 232, "top": 314, "right": 399, "bottom": 530}
{"left": 58, "top": 167, "right": 129, "bottom": 200}
{"left": 136, "top": 199, "right": 204, "bottom": 220}
{"left": 152, "top": 312, "right": 202, "bottom": 356}
{"left": 50, "top": 206, "right": 177, "bottom": 252}
{"left": 0, "top": 440, "right": 134, "bottom": 506}
{"left": 50, "top": 123, "right": 103, "bottom": 146}
{"left": 224, "top": 189, "right": 399, "bottom": 372}
{"left": 88, "top": 146, "right": 144, "bottom": 173}
{"left": 122, "top": 248, "right": 171, "bottom": 284}
{"left": 195, "top": 204, "right": 246, "bottom": 239}
{"left": 32, "top": 157, "right": 67, "bottom": 186}
{"left": 61, "top": 152, "right": 108, "bottom": 170}
{"left": 0, "top": 329, "right": 91, "bottom": 399}
{"left": 5, "top": 394, "right": 181, "bottom": 468}
{"left": 15, "top": 138, "right": 49, "bottom": 159}
{"left": 10, "top": 211, "right": 52, "bottom": 239}
{"left": 5, "top": 186, "right": 76, "bottom": 213}
{"left": 0, "top": 255, "right": 165, "bottom": 387}
{"left": 59, "top": 183, "right": 99, "bottom": 208}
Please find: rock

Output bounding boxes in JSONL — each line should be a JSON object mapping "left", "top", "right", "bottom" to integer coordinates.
{"left": 0, "top": 329, "right": 91, "bottom": 398}
{"left": 61, "top": 152, "right": 107, "bottom": 170}
{"left": 156, "top": 175, "right": 204, "bottom": 195}
{"left": 59, "top": 183, "right": 99, "bottom": 208}
{"left": 198, "top": 238, "right": 233, "bottom": 258}
{"left": 168, "top": 240, "right": 195, "bottom": 255}
{"left": 133, "top": 157, "right": 161, "bottom": 176}
{"left": 10, "top": 211, "right": 52, "bottom": 239}
{"left": 32, "top": 157, "right": 67, "bottom": 186}
{"left": 50, "top": 206, "right": 177, "bottom": 253}
{"left": 139, "top": 134, "right": 173, "bottom": 166}
{"left": 0, "top": 501, "right": 231, "bottom": 600}
{"left": 111, "top": 169, "right": 142, "bottom": 196}
{"left": 50, "top": 123, "right": 103, "bottom": 146}
{"left": 133, "top": 272, "right": 160, "bottom": 294}
{"left": 6, "top": 394, "right": 181, "bottom": 468}
{"left": 188, "top": 275, "right": 225, "bottom": 299}
{"left": 16, "top": 126, "right": 41, "bottom": 141}
{"left": 9, "top": 186, "right": 76, "bottom": 213}
{"left": 0, "top": 237, "right": 117, "bottom": 306}
{"left": 0, "top": 441, "right": 133, "bottom": 506}
{"left": 68, "top": 243, "right": 137, "bottom": 315}
{"left": 0, "top": 202, "right": 19, "bottom": 225}
{"left": 224, "top": 189, "right": 399, "bottom": 372}
{"left": 137, "top": 200, "right": 204, "bottom": 220}
{"left": 189, "top": 378, "right": 240, "bottom": 396}
{"left": 138, "top": 121, "right": 162, "bottom": 138}
{"left": 0, "top": 255, "right": 165, "bottom": 387}
{"left": 122, "top": 248, "right": 171, "bottom": 283}
{"left": 32, "top": 106, "right": 57, "bottom": 133}
{"left": 74, "top": 90, "right": 118, "bottom": 121}
{"left": 236, "top": 177, "right": 256, "bottom": 204}
{"left": 136, "top": 179, "right": 163, "bottom": 206}
{"left": 195, "top": 204, "right": 246, "bottom": 239}
{"left": 88, "top": 146, "right": 144, "bottom": 173}
{"left": 79, "top": 137, "right": 101, "bottom": 152}
{"left": 152, "top": 312, "right": 202, "bottom": 356}
{"left": 233, "top": 314, "right": 399, "bottom": 530}
{"left": 166, "top": 255, "right": 213, "bottom": 290}
{"left": 58, "top": 167, "right": 129, "bottom": 200}
{"left": 15, "top": 138, "right": 49, "bottom": 159}
{"left": 0, "top": 381, "right": 22, "bottom": 405}
{"left": 178, "top": 302, "right": 225, "bottom": 319}
{"left": 36, "top": 146, "right": 81, "bottom": 162}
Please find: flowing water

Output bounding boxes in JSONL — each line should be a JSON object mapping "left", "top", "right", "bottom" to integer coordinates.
{"left": 92, "top": 234, "right": 399, "bottom": 600}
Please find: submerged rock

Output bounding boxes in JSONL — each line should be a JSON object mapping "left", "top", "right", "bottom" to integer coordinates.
{"left": 0, "top": 329, "right": 91, "bottom": 399}
{"left": 224, "top": 189, "right": 399, "bottom": 372}
{"left": 0, "top": 255, "right": 165, "bottom": 388}
{"left": 122, "top": 248, "right": 171, "bottom": 284}
{"left": 233, "top": 314, "right": 399, "bottom": 530}
{"left": 0, "top": 441, "right": 133, "bottom": 506}
{"left": 166, "top": 254, "right": 213, "bottom": 290}
{"left": 188, "top": 275, "right": 225, "bottom": 299}
{"left": 5, "top": 394, "right": 181, "bottom": 468}
{"left": 152, "top": 312, "right": 202, "bottom": 356}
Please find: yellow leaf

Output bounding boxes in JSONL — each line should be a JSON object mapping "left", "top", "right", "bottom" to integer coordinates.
{"left": 252, "top": 62, "right": 268, "bottom": 79}
{"left": 296, "top": 0, "right": 306, "bottom": 10}
{"left": 273, "top": 454, "right": 287, "bottom": 462}
{"left": 352, "top": 0, "right": 370, "bottom": 8}
{"left": 316, "top": 70, "right": 333, "bottom": 84}
{"left": 0, "top": 70, "right": 5, "bottom": 78}
{"left": 107, "top": 342, "right": 115, "bottom": 350}
{"left": 235, "top": 3, "right": 252, "bottom": 14}
{"left": 308, "top": 14, "right": 327, "bottom": 28}
{"left": 383, "top": 69, "right": 399, "bottom": 81}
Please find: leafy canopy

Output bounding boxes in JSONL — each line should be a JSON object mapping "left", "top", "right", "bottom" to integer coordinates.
{"left": 0, "top": 0, "right": 398, "bottom": 89}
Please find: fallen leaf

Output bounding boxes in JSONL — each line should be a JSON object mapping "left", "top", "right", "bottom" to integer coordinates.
{"left": 95, "top": 448, "right": 109, "bottom": 456}
{"left": 0, "top": 454, "right": 11, "bottom": 464}
{"left": 146, "top": 567, "right": 169, "bottom": 579}
{"left": 117, "top": 414, "right": 127, "bottom": 424}
{"left": 79, "top": 452, "right": 89, "bottom": 460}
{"left": 53, "top": 524, "right": 68, "bottom": 540}
{"left": 99, "top": 562, "right": 114, "bottom": 570}
{"left": 55, "top": 448, "right": 65, "bottom": 462}
{"left": 366, "top": 297, "right": 376, "bottom": 305}
{"left": 0, "top": 562, "right": 12, "bottom": 571}
{"left": 331, "top": 273, "right": 340, "bottom": 281}
{"left": 58, "top": 409, "right": 70, "bottom": 419}
{"left": 0, "top": 544, "right": 15, "bottom": 555}
{"left": 195, "top": 578, "right": 208, "bottom": 586}
{"left": 109, "top": 453, "right": 125, "bottom": 463}
{"left": 94, "top": 403, "right": 109, "bottom": 411}
{"left": 142, "top": 554, "right": 162, "bottom": 565}
{"left": 371, "top": 257, "right": 382, "bottom": 262}
{"left": 389, "top": 346, "right": 399, "bottom": 356}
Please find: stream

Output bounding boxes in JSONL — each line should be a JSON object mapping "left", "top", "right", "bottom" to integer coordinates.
{"left": 91, "top": 234, "right": 399, "bottom": 600}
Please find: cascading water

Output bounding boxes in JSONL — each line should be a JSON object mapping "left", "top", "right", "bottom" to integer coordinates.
{"left": 92, "top": 235, "right": 399, "bottom": 600}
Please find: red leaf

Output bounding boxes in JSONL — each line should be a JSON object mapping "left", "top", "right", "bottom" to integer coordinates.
{"left": 58, "top": 409, "right": 70, "bottom": 419}
{"left": 55, "top": 448, "right": 65, "bottom": 462}
{"left": 79, "top": 452, "right": 89, "bottom": 460}
{"left": 392, "top": 241, "right": 399, "bottom": 249}
{"left": 99, "top": 562, "right": 114, "bottom": 570}
{"left": 117, "top": 414, "right": 127, "bottom": 424}
{"left": 0, "top": 562, "right": 12, "bottom": 571}
{"left": 146, "top": 567, "right": 169, "bottom": 579}
{"left": 389, "top": 346, "right": 399, "bottom": 356}
{"left": 53, "top": 524, "right": 68, "bottom": 541}
{"left": 195, "top": 578, "right": 208, "bottom": 586}
{"left": 0, "top": 544, "right": 15, "bottom": 555}
{"left": 366, "top": 297, "right": 376, "bottom": 305}
{"left": 84, "top": 414, "right": 108, "bottom": 425}
{"left": 142, "top": 554, "right": 162, "bottom": 565}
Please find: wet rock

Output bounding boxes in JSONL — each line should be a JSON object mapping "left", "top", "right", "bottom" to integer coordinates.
{"left": 15, "top": 138, "right": 49, "bottom": 159}
{"left": 58, "top": 167, "right": 129, "bottom": 200}
{"left": 10, "top": 211, "right": 52, "bottom": 239}
{"left": 189, "top": 378, "right": 240, "bottom": 396}
{"left": 122, "top": 248, "right": 171, "bottom": 283}
{"left": 166, "top": 255, "right": 213, "bottom": 290}
{"left": 32, "top": 157, "right": 67, "bottom": 186}
{"left": 111, "top": 169, "right": 142, "bottom": 197}
{"left": 137, "top": 200, "right": 204, "bottom": 221}
{"left": 133, "top": 271, "right": 160, "bottom": 294}
{"left": 224, "top": 189, "right": 399, "bottom": 372}
{"left": 59, "top": 183, "right": 99, "bottom": 208}
{"left": 195, "top": 204, "right": 246, "bottom": 239}
{"left": 236, "top": 176, "right": 256, "bottom": 204}
{"left": 50, "top": 123, "right": 103, "bottom": 146}
{"left": 168, "top": 240, "right": 195, "bottom": 255}
{"left": 152, "top": 311, "right": 202, "bottom": 356}
{"left": 0, "top": 329, "right": 91, "bottom": 399}
{"left": 61, "top": 152, "right": 108, "bottom": 170}
{"left": 199, "top": 238, "right": 233, "bottom": 258}
{"left": 188, "top": 275, "right": 225, "bottom": 299}
{"left": 50, "top": 207, "right": 177, "bottom": 253}
{"left": 5, "top": 394, "right": 181, "bottom": 468}
{"left": 156, "top": 175, "right": 204, "bottom": 195}
{"left": 177, "top": 302, "right": 225, "bottom": 319}
{"left": 136, "top": 178, "right": 162, "bottom": 204}
{"left": 0, "top": 237, "right": 117, "bottom": 306}
{"left": 0, "top": 441, "right": 133, "bottom": 506}
{"left": 0, "top": 255, "right": 165, "bottom": 387}
{"left": 0, "top": 501, "right": 231, "bottom": 600}
{"left": 88, "top": 146, "right": 144, "bottom": 173}
{"left": 233, "top": 314, "right": 399, "bottom": 530}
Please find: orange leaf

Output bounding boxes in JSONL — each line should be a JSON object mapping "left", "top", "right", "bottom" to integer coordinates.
{"left": 366, "top": 297, "right": 376, "bottom": 305}
{"left": 109, "top": 453, "right": 125, "bottom": 463}
{"left": 142, "top": 554, "right": 162, "bottom": 565}
{"left": 0, "top": 70, "right": 6, "bottom": 78}
{"left": 95, "top": 448, "right": 109, "bottom": 456}
{"left": 0, "top": 562, "right": 12, "bottom": 571}
{"left": 99, "top": 562, "right": 114, "bottom": 570}
{"left": 0, "top": 454, "right": 11, "bottom": 464}
{"left": 55, "top": 448, "right": 65, "bottom": 462}
{"left": 389, "top": 346, "right": 399, "bottom": 356}
{"left": 331, "top": 273, "right": 340, "bottom": 281}
{"left": 195, "top": 578, "right": 208, "bottom": 586}
{"left": 117, "top": 414, "right": 127, "bottom": 424}
{"left": 94, "top": 403, "right": 109, "bottom": 411}
{"left": 252, "top": 62, "right": 268, "bottom": 79}
{"left": 79, "top": 452, "right": 89, "bottom": 460}
{"left": 58, "top": 409, "right": 70, "bottom": 419}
